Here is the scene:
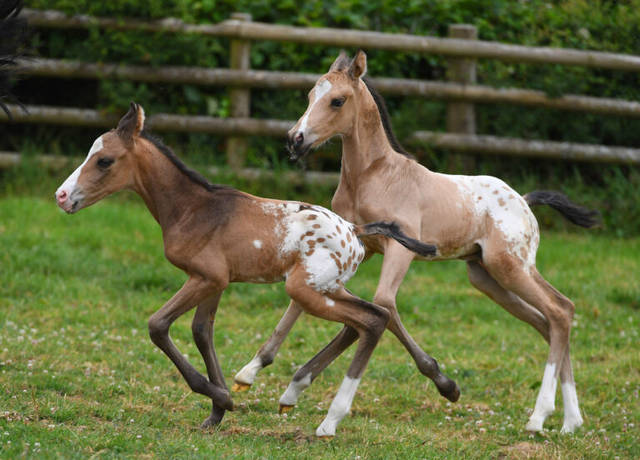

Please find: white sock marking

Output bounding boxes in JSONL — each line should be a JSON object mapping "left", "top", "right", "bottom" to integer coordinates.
{"left": 279, "top": 372, "right": 312, "bottom": 406}
{"left": 526, "top": 362, "right": 557, "bottom": 431}
{"left": 561, "top": 382, "right": 583, "bottom": 433}
{"left": 316, "top": 376, "right": 361, "bottom": 437}
{"left": 234, "top": 356, "right": 263, "bottom": 385}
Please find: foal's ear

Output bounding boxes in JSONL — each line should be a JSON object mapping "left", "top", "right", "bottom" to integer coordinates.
{"left": 348, "top": 50, "right": 367, "bottom": 80}
{"left": 116, "top": 102, "right": 146, "bottom": 141}
{"left": 329, "top": 50, "right": 350, "bottom": 72}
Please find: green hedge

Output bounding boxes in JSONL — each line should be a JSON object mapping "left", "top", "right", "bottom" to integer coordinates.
{"left": 4, "top": 0, "right": 640, "bottom": 234}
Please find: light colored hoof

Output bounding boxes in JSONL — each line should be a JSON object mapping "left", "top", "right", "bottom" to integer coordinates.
{"left": 231, "top": 382, "right": 251, "bottom": 393}
{"left": 561, "top": 416, "right": 584, "bottom": 434}
{"left": 525, "top": 417, "right": 544, "bottom": 433}
{"left": 279, "top": 404, "right": 294, "bottom": 414}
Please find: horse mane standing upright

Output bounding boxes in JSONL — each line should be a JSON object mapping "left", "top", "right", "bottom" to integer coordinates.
{"left": 238, "top": 50, "right": 599, "bottom": 434}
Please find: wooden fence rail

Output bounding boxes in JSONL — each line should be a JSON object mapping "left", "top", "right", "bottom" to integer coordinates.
{"left": 409, "top": 132, "right": 640, "bottom": 164}
{"left": 22, "top": 8, "right": 640, "bottom": 71}
{"left": 7, "top": 104, "right": 640, "bottom": 165}
{"left": 3, "top": 104, "right": 292, "bottom": 136}
{"left": 17, "top": 59, "right": 640, "bottom": 118}
{"left": 3, "top": 8, "right": 640, "bottom": 169}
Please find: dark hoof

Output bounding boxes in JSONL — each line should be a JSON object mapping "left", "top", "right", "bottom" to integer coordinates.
{"left": 201, "top": 411, "right": 225, "bottom": 429}
{"left": 437, "top": 379, "right": 461, "bottom": 403}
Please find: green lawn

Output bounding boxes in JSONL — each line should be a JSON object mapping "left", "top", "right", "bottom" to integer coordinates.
{"left": 0, "top": 195, "right": 638, "bottom": 459}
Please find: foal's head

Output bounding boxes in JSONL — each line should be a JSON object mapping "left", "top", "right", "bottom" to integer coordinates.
{"left": 55, "top": 103, "right": 146, "bottom": 213}
{"left": 287, "top": 50, "right": 370, "bottom": 160}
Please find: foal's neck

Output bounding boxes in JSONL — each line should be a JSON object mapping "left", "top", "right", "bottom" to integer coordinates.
{"left": 340, "top": 93, "right": 397, "bottom": 180}
{"left": 132, "top": 141, "right": 206, "bottom": 229}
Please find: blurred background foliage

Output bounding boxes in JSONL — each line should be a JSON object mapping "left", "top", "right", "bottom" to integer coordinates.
{"left": 3, "top": 0, "right": 640, "bottom": 234}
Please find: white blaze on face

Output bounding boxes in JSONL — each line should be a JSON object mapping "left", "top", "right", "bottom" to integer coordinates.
{"left": 56, "top": 136, "right": 104, "bottom": 196}
{"left": 299, "top": 79, "right": 332, "bottom": 135}
{"left": 253, "top": 240, "right": 263, "bottom": 249}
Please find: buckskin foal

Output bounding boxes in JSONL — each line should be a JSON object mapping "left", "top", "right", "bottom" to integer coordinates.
{"left": 238, "top": 51, "right": 599, "bottom": 434}
{"left": 54, "top": 102, "right": 447, "bottom": 437}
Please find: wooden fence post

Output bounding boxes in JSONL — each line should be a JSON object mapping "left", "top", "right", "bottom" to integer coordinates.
{"left": 446, "top": 24, "right": 477, "bottom": 172}
{"left": 226, "top": 13, "right": 252, "bottom": 169}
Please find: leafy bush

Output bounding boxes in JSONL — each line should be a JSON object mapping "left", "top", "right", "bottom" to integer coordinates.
{"left": 3, "top": 0, "right": 640, "bottom": 234}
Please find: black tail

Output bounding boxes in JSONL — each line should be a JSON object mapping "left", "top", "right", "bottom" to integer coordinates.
{"left": 357, "top": 221, "right": 437, "bottom": 257}
{"left": 0, "top": 0, "right": 27, "bottom": 118}
{"left": 524, "top": 190, "right": 600, "bottom": 228}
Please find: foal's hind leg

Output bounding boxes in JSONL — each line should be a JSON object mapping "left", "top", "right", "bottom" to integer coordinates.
{"left": 285, "top": 268, "right": 389, "bottom": 437}
{"left": 467, "top": 260, "right": 582, "bottom": 432}
{"left": 535, "top": 274, "right": 583, "bottom": 433}
{"left": 481, "top": 254, "right": 577, "bottom": 432}
{"left": 233, "top": 300, "right": 303, "bottom": 391}
{"left": 374, "top": 241, "right": 459, "bottom": 401}
{"left": 278, "top": 325, "right": 358, "bottom": 412}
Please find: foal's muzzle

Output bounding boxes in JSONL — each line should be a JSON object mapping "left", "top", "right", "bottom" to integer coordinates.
{"left": 286, "top": 131, "right": 311, "bottom": 161}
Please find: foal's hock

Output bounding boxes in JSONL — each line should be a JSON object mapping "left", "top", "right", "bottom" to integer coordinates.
{"left": 54, "top": 102, "right": 440, "bottom": 437}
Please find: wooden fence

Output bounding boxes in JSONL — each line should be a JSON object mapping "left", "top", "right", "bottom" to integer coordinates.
{"left": 2, "top": 8, "right": 640, "bottom": 170}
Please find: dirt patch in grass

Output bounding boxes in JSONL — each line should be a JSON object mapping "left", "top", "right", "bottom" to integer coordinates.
{"left": 499, "top": 441, "right": 548, "bottom": 459}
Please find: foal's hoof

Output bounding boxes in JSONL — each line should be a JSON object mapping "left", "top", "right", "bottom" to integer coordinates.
{"left": 279, "top": 404, "right": 294, "bottom": 414}
{"left": 316, "top": 435, "right": 334, "bottom": 441}
{"left": 200, "top": 411, "right": 225, "bottom": 429}
{"left": 231, "top": 382, "right": 251, "bottom": 393}
{"left": 437, "top": 379, "right": 461, "bottom": 403}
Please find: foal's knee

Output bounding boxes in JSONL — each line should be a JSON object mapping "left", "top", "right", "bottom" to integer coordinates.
{"left": 148, "top": 314, "right": 170, "bottom": 346}
{"left": 372, "top": 292, "right": 397, "bottom": 311}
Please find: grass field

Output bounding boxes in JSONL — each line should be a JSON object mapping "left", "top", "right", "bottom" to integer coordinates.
{"left": 0, "top": 195, "right": 638, "bottom": 459}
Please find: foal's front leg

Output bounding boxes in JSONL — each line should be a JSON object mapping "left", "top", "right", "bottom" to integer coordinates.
{"left": 192, "top": 292, "right": 230, "bottom": 427}
{"left": 148, "top": 277, "right": 233, "bottom": 413}
{"left": 375, "top": 241, "right": 459, "bottom": 402}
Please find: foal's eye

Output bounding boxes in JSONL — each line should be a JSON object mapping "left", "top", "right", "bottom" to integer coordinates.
{"left": 97, "top": 157, "right": 114, "bottom": 169}
{"left": 330, "top": 98, "right": 345, "bottom": 108}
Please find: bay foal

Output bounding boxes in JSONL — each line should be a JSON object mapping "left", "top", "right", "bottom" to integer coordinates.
{"left": 54, "top": 102, "right": 444, "bottom": 437}
{"left": 239, "top": 51, "right": 599, "bottom": 433}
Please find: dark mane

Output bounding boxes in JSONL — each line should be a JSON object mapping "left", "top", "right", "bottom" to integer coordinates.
{"left": 362, "top": 77, "right": 414, "bottom": 160}
{"left": 0, "top": 0, "right": 27, "bottom": 118}
{"left": 140, "top": 131, "right": 235, "bottom": 194}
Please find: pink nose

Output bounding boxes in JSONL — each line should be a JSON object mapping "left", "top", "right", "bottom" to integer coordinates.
{"left": 56, "top": 190, "right": 68, "bottom": 206}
